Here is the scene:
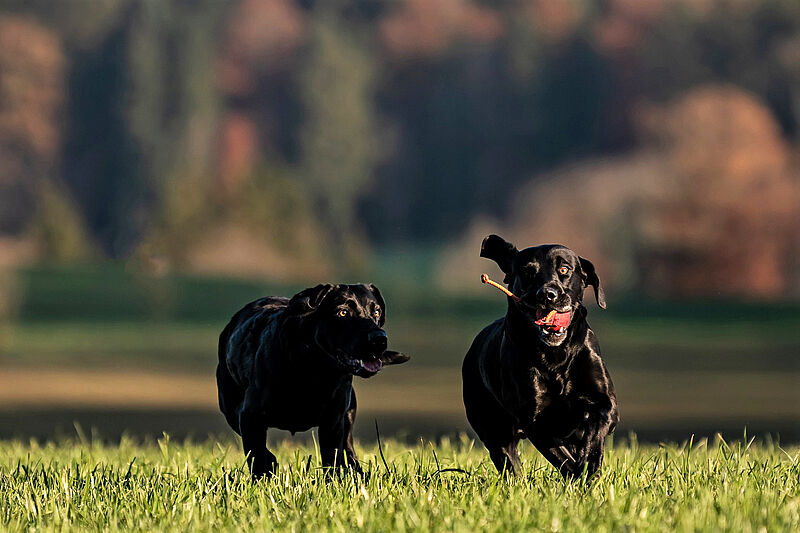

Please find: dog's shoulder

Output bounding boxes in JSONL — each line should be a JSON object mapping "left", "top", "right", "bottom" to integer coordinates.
{"left": 228, "top": 296, "right": 289, "bottom": 327}
{"left": 219, "top": 296, "right": 292, "bottom": 387}
{"left": 464, "top": 317, "right": 505, "bottom": 368}
{"left": 248, "top": 296, "right": 291, "bottom": 313}
{"left": 479, "top": 317, "right": 506, "bottom": 342}
{"left": 221, "top": 297, "right": 289, "bottom": 357}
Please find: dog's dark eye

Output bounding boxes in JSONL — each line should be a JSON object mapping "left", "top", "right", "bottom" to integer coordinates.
{"left": 558, "top": 265, "right": 570, "bottom": 276}
{"left": 336, "top": 309, "right": 349, "bottom": 318}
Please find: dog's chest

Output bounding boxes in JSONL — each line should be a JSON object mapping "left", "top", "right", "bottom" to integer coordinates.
{"left": 265, "top": 381, "right": 349, "bottom": 433}
{"left": 534, "top": 366, "right": 567, "bottom": 391}
{"left": 508, "top": 366, "right": 568, "bottom": 418}
{"left": 268, "top": 399, "right": 325, "bottom": 433}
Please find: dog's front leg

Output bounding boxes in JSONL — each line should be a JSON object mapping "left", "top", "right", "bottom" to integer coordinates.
{"left": 319, "top": 414, "right": 359, "bottom": 473}
{"left": 570, "top": 431, "right": 606, "bottom": 481}
{"left": 319, "top": 387, "right": 363, "bottom": 475}
{"left": 528, "top": 433, "right": 578, "bottom": 479}
{"left": 584, "top": 435, "right": 605, "bottom": 478}
{"left": 569, "top": 400, "right": 615, "bottom": 480}
{"left": 341, "top": 391, "right": 362, "bottom": 472}
{"left": 239, "top": 410, "right": 277, "bottom": 479}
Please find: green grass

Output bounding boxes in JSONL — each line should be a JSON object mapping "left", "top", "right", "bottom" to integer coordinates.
{"left": 0, "top": 437, "right": 798, "bottom": 532}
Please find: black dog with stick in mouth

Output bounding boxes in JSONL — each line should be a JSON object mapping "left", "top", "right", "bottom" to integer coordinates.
{"left": 463, "top": 235, "right": 618, "bottom": 480}
{"left": 217, "top": 283, "right": 409, "bottom": 478}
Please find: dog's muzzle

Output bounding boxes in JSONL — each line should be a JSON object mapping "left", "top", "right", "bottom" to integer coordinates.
{"left": 344, "top": 329, "right": 388, "bottom": 377}
{"left": 533, "top": 308, "right": 572, "bottom": 342}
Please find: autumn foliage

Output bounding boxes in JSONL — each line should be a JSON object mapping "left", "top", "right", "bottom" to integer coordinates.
{"left": 0, "top": 0, "right": 798, "bottom": 297}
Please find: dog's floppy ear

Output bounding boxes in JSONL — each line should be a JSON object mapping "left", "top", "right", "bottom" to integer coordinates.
{"left": 578, "top": 257, "right": 606, "bottom": 309}
{"left": 379, "top": 350, "right": 410, "bottom": 366}
{"left": 480, "top": 235, "right": 517, "bottom": 281}
{"left": 287, "top": 283, "right": 336, "bottom": 316}
{"left": 367, "top": 284, "right": 386, "bottom": 326}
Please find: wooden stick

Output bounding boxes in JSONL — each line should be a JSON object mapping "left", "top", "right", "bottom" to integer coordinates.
{"left": 480, "top": 273, "right": 521, "bottom": 302}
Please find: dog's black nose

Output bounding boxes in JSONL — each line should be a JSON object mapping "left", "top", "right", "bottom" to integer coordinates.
{"left": 539, "top": 286, "right": 560, "bottom": 302}
{"left": 367, "top": 330, "right": 388, "bottom": 351}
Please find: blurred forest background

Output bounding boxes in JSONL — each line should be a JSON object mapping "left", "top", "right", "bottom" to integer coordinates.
{"left": 0, "top": 0, "right": 798, "bottom": 443}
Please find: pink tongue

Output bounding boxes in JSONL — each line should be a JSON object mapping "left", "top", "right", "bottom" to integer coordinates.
{"left": 361, "top": 359, "right": 383, "bottom": 373}
{"left": 534, "top": 309, "right": 571, "bottom": 329}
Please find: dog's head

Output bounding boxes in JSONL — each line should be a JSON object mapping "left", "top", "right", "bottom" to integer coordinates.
{"left": 480, "top": 234, "right": 606, "bottom": 346}
{"left": 285, "top": 283, "right": 409, "bottom": 377}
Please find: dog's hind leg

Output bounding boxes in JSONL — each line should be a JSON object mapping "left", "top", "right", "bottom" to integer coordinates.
{"left": 216, "top": 363, "right": 244, "bottom": 435}
{"left": 239, "top": 410, "right": 277, "bottom": 479}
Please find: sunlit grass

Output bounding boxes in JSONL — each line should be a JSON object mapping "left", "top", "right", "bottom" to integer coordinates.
{"left": 1, "top": 436, "right": 798, "bottom": 532}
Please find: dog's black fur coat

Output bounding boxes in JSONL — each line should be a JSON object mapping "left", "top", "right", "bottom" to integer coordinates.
{"left": 463, "top": 235, "right": 618, "bottom": 479}
{"left": 217, "top": 283, "right": 408, "bottom": 478}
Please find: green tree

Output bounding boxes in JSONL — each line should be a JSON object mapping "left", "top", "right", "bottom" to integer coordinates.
{"left": 298, "top": 3, "right": 379, "bottom": 273}
{"left": 58, "top": 0, "right": 225, "bottom": 259}
{"left": 126, "top": 0, "right": 224, "bottom": 259}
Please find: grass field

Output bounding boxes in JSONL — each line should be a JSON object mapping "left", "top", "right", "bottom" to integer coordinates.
{"left": 1, "top": 265, "right": 798, "bottom": 530}
{"left": 1, "top": 436, "right": 798, "bottom": 532}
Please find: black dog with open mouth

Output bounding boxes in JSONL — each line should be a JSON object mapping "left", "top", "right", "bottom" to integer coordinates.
{"left": 217, "top": 283, "right": 409, "bottom": 478}
{"left": 463, "top": 235, "right": 618, "bottom": 480}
